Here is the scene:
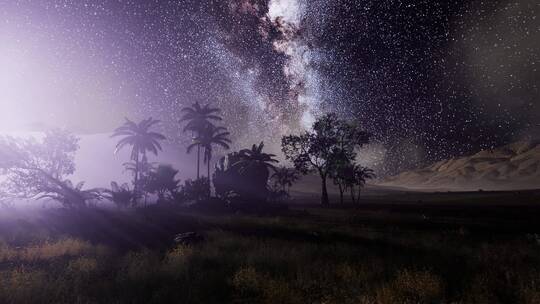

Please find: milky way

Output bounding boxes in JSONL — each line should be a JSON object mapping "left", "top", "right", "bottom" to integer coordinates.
{"left": 1, "top": 0, "right": 538, "bottom": 174}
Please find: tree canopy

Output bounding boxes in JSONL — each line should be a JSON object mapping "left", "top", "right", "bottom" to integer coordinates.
{"left": 282, "top": 114, "right": 370, "bottom": 205}
{"left": 0, "top": 129, "right": 98, "bottom": 207}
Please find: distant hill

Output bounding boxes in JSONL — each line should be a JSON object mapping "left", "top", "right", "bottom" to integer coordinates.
{"left": 379, "top": 140, "right": 540, "bottom": 191}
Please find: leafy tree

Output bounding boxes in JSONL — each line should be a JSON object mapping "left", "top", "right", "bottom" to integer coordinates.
{"left": 188, "top": 125, "right": 231, "bottom": 179}
{"left": 111, "top": 117, "right": 166, "bottom": 202}
{"left": 234, "top": 142, "right": 279, "bottom": 202}
{"left": 146, "top": 164, "right": 181, "bottom": 203}
{"left": 282, "top": 114, "right": 370, "bottom": 205}
{"left": 0, "top": 129, "right": 99, "bottom": 207}
{"left": 180, "top": 102, "right": 222, "bottom": 179}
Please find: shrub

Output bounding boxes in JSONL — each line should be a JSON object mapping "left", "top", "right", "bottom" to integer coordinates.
{"left": 104, "top": 181, "right": 134, "bottom": 208}
{"left": 181, "top": 178, "right": 210, "bottom": 202}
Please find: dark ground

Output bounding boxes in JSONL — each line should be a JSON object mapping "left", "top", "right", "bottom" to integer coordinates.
{"left": 1, "top": 188, "right": 540, "bottom": 303}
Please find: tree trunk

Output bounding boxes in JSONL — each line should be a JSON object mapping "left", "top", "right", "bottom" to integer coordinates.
{"left": 357, "top": 187, "right": 362, "bottom": 204}
{"left": 133, "top": 154, "right": 139, "bottom": 206}
{"left": 338, "top": 184, "right": 344, "bottom": 204}
{"left": 320, "top": 174, "right": 329, "bottom": 205}
{"left": 207, "top": 156, "right": 211, "bottom": 179}
{"left": 196, "top": 145, "right": 200, "bottom": 179}
{"left": 350, "top": 186, "right": 356, "bottom": 204}
{"left": 207, "top": 156, "right": 212, "bottom": 196}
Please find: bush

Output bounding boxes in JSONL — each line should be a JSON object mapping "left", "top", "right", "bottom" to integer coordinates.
{"left": 105, "top": 181, "right": 134, "bottom": 208}
{"left": 180, "top": 178, "right": 210, "bottom": 202}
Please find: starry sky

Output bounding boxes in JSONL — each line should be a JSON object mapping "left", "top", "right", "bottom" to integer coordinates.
{"left": 1, "top": 0, "right": 538, "bottom": 174}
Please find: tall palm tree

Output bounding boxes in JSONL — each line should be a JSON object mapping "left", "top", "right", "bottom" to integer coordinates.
{"left": 111, "top": 117, "right": 166, "bottom": 198}
{"left": 188, "top": 125, "right": 231, "bottom": 179}
{"left": 180, "top": 102, "right": 222, "bottom": 179}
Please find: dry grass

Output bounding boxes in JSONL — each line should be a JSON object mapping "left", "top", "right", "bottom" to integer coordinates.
{"left": 0, "top": 206, "right": 539, "bottom": 303}
{"left": 0, "top": 238, "right": 108, "bottom": 263}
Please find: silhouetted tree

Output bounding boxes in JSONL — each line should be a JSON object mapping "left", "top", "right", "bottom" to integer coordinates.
{"left": 282, "top": 114, "right": 370, "bottom": 205}
{"left": 234, "top": 142, "right": 278, "bottom": 201}
{"left": 123, "top": 155, "right": 156, "bottom": 205}
{"left": 331, "top": 162, "right": 355, "bottom": 204}
{"left": 350, "top": 166, "right": 376, "bottom": 203}
{"left": 188, "top": 125, "right": 231, "bottom": 179}
{"left": 271, "top": 166, "right": 300, "bottom": 196}
{"left": 111, "top": 117, "right": 166, "bottom": 203}
{"left": 0, "top": 129, "right": 100, "bottom": 207}
{"left": 180, "top": 102, "right": 222, "bottom": 179}
{"left": 146, "top": 164, "right": 181, "bottom": 203}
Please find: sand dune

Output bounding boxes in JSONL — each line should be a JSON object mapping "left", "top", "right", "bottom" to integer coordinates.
{"left": 380, "top": 140, "right": 540, "bottom": 191}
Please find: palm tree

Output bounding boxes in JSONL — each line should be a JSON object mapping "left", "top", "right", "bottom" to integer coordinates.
{"left": 351, "top": 166, "right": 376, "bottom": 203}
{"left": 111, "top": 117, "right": 166, "bottom": 199}
{"left": 236, "top": 142, "right": 278, "bottom": 171}
{"left": 180, "top": 102, "right": 222, "bottom": 179}
{"left": 188, "top": 125, "right": 231, "bottom": 179}
{"left": 234, "top": 142, "right": 279, "bottom": 201}
{"left": 271, "top": 166, "right": 300, "bottom": 195}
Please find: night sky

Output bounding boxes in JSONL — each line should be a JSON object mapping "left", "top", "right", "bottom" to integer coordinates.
{"left": 1, "top": 0, "right": 538, "bottom": 174}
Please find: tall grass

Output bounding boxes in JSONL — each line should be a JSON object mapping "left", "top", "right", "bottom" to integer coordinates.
{"left": 0, "top": 208, "right": 539, "bottom": 303}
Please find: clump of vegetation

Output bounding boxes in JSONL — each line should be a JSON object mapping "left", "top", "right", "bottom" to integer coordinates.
{"left": 213, "top": 142, "right": 279, "bottom": 204}
{"left": 104, "top": 182, "right": 134, "bottom": 208}
{"left": 145, "top": 164, "right": 181, "bottom": 204}
{"left": 180, "top": 177, "right": 211, "bottom": 202}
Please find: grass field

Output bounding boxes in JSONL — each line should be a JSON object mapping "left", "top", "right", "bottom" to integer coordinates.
{"left": 1, "top": 189, "right": 540, "bottom": 303}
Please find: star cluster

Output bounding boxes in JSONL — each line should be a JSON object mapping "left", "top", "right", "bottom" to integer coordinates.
{"left": 1, "top": 0, "right": 538, "bottom": 174}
